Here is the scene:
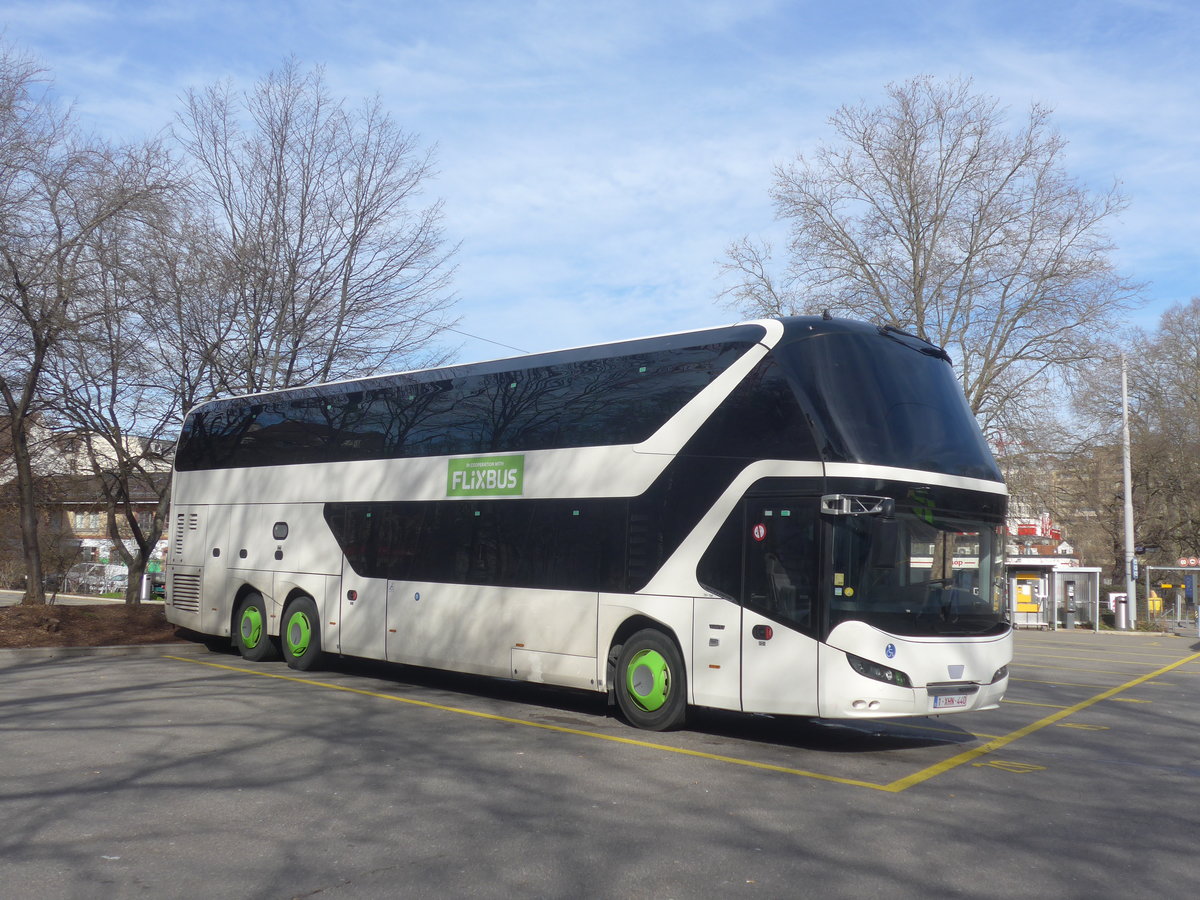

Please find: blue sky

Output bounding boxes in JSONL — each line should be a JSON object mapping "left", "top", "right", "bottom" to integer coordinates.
{"left": 2, "top": 0, "right": 1197, "bottom": 363}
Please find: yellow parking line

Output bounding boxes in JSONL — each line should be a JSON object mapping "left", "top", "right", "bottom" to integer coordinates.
{"left": 1001, "top": 699, "right": 1071, "bottom": 708}
{"left": 882, "top": 649, "right": 1200, "bottom": 793}
{"left": 166, "top": 648, "right": 1200, "bottom": 795}
{"left": 1017, "top": 648, "right": 1185, "bottom": 662}
{"left": 1013, "top": 662, "right": 1147, "bottom": 676}
{"left": 164, "top": 655, "right": 885, "bottom": 790}
{"left": 1017, "top": 657, "right": 1166, "bottom": 672}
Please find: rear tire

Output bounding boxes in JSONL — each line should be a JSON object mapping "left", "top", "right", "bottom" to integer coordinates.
{"left": 281, "top": 596, "right": 323, "bottom": 671}
{"left": 614, "top": 628, "right": 687, "bottom": 731}
{"left": 234, "top": 593, "right": 279, "bottom": 662}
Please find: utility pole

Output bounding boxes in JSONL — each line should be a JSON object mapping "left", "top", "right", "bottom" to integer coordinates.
{"left": 1122, "top": 355, "right": 1137, "bottom": 629}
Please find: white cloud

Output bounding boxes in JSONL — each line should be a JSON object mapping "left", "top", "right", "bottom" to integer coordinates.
{"left": 2, "top": 0, "right": 1196, "bottom": 355}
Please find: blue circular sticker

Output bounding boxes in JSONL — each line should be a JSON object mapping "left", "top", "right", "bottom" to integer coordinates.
{"left": 885, "top": 643, "right": 896, "bottom": 659}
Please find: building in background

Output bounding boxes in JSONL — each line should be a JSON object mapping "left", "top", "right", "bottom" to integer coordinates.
{"left": 0, "top": 418, "right": 171, "bottom": 591}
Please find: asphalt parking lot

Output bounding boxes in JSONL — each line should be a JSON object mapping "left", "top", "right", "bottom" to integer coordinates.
{"left": 2, "top": 629, "right": 1198, "bottom": 899}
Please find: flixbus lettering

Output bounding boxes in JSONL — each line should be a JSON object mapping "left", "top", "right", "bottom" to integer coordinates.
{"left": 446, "top": 455, "right": 525, "bottom": 497}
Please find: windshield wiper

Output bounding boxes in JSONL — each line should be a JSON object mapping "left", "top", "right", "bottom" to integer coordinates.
{"left": 878, "top": 324, "right": 952, "bottom": 363}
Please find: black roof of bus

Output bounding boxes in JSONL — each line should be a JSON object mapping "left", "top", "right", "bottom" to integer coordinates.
{"left": 180, "top": 316, "right": 956, "bottom": 422}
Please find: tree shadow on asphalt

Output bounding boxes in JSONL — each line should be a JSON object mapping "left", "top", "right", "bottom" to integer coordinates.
{"left": 194, "top": 635, "right": 976, "bottom": 755}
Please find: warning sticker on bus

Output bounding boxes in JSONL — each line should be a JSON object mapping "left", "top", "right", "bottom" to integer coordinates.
{"left": 447, "top": 455, "right": 525, "bottom": 497}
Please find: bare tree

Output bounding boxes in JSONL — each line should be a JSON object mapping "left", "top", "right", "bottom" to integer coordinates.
{"left": 1120, "top": 298, "right": 1200, "bottom": 558}
{"left": 0, "top": 44, "right": 176, "bottom": 605}
{"left": 1052, "top": 299, "right": 1200, "bottom": 583}
{"left": 49, "top": 208, "right": 183, "bottom": 604}
{"left": 722, "top": 76, "right": 1141, "bottom": 437}
{"left": 174, "top": 58, "right": 457, "bottom": 394}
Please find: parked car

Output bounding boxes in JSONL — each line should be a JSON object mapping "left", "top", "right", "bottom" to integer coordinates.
{"left": 6, "top": 573, "right": 66, "bottom": 592}
{"left": 64, "top": 563, "right": 128, "bottom": 595}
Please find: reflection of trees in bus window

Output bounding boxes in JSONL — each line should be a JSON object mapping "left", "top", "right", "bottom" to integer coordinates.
{"left": 178, "top": 339, "right": 756, "bottom": 469}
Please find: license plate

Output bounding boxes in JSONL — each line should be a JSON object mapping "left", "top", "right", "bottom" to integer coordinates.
{"left": 932, "top": 694, "right": 970, "bottom": 709}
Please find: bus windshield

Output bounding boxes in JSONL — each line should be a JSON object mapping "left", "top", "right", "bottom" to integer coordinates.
{"left": 777, "top": 330, "right": 1002, "bottom": 481}
{"left": 828, "top": 510, "right": 1008, "bottom": 638}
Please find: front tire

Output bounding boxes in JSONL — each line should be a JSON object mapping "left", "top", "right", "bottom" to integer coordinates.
{"left": 614, "top": 628, "right": 687, "bottom": 731}
{"left": 281, "top": 596, "right": 323, "bottom": 671}
{"left": 234, "top": 593, "right": 279, "bottom": 662}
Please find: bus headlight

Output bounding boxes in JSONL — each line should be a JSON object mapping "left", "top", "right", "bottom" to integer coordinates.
{"left": 846, "top": 653, "right": 911, "bottom": 688}
{"left": 988, "top": 665, "right": 1009, "bottom": 684}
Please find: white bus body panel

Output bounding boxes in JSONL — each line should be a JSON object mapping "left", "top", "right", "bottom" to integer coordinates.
{"left": 510, "top": 648, "right": 597, "bottom": 691}
{"left": 819, "top": 621, "right": 1011, "bottom": 718}
{"left": 166, "top": 504, "right": 231, "bottom": 637}
{"left": 689, "top": 595, "right": 741, "bottom": 711}
{"left": 385, "top": 582, "right": 598, "bottom": 688}
{"left": 339, "top": 565, "right": 386, "bottom": 660}
{"left": 166, "top": 501, "right": 344, "bottom": 639}
{"left": 739, "top": 607, "right": 820, "bottom": 716}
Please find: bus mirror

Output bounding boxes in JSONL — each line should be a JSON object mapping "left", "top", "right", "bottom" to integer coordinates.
{"left": 821, "top": 494, "right": 895, "bottom": 517}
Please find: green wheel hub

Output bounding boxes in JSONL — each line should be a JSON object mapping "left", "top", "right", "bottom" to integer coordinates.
{"left": 625, "top": 648, "right": 671, "bottom": 712}
{"left": 285, "top": 609, "right": 313, "bottom": 658}
{"left": 239, "top": 606, "right": 265, "bottom": 649}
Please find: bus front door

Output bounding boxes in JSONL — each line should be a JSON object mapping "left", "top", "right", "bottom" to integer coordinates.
{"left": 739, "top": 497, "right": 821, "bottom": 717}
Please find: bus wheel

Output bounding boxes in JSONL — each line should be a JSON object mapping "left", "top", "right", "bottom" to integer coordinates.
{"left": 234, "top": 593, "right": 279, "bottom": 662}
{"left": 614, "top": 629, "right": 687, "bottom": 731}
{"left": 282, "top": 596, "right": 323, "bottom": 671}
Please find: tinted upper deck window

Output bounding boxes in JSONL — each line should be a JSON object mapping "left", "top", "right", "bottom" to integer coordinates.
{"left": 176, "top": 336, "right": 759, "bottom": 470}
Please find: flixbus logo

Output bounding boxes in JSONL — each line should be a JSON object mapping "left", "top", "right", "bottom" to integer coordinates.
{"left": 447, "top": 455, "right": 524, "bottom": 497}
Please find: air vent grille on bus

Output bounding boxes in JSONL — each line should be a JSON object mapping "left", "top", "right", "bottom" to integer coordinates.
{"left": 173, "top": 512, "right": 199, "bottom": 556}
{"left": 170, "top": 572, "right": 201, "bottom": 613}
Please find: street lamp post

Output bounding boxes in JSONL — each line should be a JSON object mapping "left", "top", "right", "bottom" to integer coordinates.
{"left": 1122, "top": 355, "right": 1137, "bottom": 630}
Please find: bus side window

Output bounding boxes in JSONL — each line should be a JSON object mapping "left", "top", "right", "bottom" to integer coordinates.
{"left": 697, "top": 506, "right": 743, "bottom": 601}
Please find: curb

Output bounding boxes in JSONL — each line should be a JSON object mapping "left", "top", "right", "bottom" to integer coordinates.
{"left": 0, "top": 642, "right": 209, "bottom": 665}
{"left": 0, "top": 595, "right": 166, "bottom": 607}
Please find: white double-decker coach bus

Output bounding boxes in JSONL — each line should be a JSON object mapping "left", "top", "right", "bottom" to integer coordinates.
{"left": 166, "top": 316, "right": 1011, "bottom": 731}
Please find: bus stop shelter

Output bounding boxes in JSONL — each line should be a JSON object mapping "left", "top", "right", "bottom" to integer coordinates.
{"left": 1049, "top": 567, "right": 1102, "bottom": 630}
{"left": 1008, "top": 560, "right": 1102, "bottom": 631}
